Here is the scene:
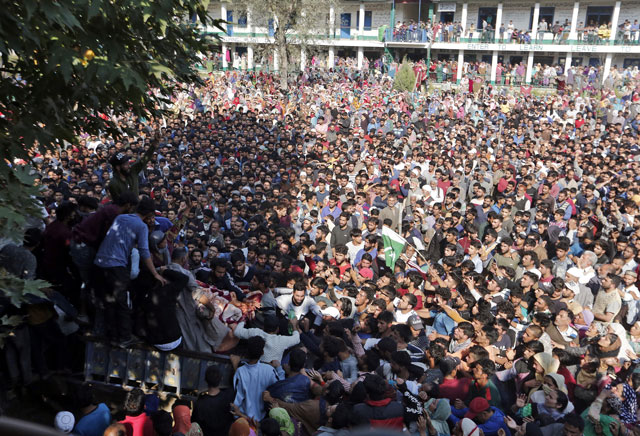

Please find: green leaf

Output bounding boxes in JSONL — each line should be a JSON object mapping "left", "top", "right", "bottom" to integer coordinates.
{"left": 88, "top": 0, "right": 101, "bottom": 19}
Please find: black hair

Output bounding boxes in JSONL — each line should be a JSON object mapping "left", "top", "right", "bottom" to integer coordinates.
{"left": 564, "top": 413, "right": 585, "bottom": 431}
{"left": 363, "top": 373, "right": 387, "bottom": 401}
{"left": 151, "top": 410, "right": 173, "bottom": 436}
{"left": 472, "top": 358, "right": 496, "bottom": 377}
{"left": 289, "top": 348, "right": 307, "bottom": 373}
{"left": 325, "top": 380, "right": 345, "bottom": 405}
{"left": 391, "top": 324, "right": 412, "bottom": 343}
{"left": 204, "top": 365, "right": 222, "bottom": 388}
{"left": 124, "top": 388, "right": 146, "bottom": 415}
{"left": 247, "top": 336, "right": 266, "bottom": 361}
{"left": 260, "top": 418, "right": 281, "bottom": 436}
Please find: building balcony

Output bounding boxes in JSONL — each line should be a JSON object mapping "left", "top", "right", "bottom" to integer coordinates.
{"left": 384, "top": 28, "right": 640, "bottom": 46}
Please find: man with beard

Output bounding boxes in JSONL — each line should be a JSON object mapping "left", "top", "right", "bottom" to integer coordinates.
{"left": 276, "top": 281, "right": 323, "bottom": 323}
{"left": 108, "top": 135, "right": 159, "bottom": 199}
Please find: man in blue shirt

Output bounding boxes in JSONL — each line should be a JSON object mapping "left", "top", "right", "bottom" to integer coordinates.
{"left": 233, "top": 336, "right": 283, "bottom": 420}
{"left": 429, "top": 287, "right": 457, "bottom": 341}
{"left": 94, "top": 196, "right": 167, "bottom": 347}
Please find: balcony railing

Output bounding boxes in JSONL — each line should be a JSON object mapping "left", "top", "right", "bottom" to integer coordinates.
{"left": 385, "top": 28, "right": 431, "bottom": 43}
{"left": 200, "top": 24, "right": 640, "bottom": 47}
{"left": 384, "top": 27, "right": 640, "bottom": 46}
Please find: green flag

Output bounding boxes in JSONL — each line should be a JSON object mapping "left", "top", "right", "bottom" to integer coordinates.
{"left": 382, "top": 225, "right": 406, "bottom": 269}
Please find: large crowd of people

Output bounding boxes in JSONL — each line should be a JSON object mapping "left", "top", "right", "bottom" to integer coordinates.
{"left": 2, "top": 54, "right": 640, "bottom": 436}
{"left": 388, "top": 17, "right": 640, "bottom": 45}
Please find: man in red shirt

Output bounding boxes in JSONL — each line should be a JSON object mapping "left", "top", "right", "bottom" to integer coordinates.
{"left": 119, "top": 388, "right": 154, "bottom": 436}
{"left": 437, "top": 357, "right": 471, "bottom": 403}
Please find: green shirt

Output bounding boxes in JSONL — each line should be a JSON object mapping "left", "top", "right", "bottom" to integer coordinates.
{"left": 108, "top": 141, "right": 157, "bottom": 200}
{"left": 467, "top": 379, "right": 502, "bottom": 408}
{"left": 581, "top": 408, "right": 616, "bottom": 436}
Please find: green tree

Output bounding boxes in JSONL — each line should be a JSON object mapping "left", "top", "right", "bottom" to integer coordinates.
{"left": 393, "top": 59, "right": 416, "bottom": 92}
{"left": 0, "top": 0, "right": 223, "bottom": 338}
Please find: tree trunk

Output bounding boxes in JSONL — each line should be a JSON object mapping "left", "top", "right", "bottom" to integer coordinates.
{"left": 275, "top": 29, "right": 289, "bottom": 91}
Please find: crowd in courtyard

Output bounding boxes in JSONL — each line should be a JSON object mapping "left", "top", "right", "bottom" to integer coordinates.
{"left": 3, "top": 55, "right": 640, "bottom": 436}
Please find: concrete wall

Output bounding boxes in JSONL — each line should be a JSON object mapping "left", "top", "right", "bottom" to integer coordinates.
{"left": 336, "top": 2, "right": 391, "bottom": 29}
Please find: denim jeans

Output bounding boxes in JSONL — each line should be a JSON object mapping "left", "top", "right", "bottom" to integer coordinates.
{"left": 70, "top": 241, "right": 96, "bottom": 284}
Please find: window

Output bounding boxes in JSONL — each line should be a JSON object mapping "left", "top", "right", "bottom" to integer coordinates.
{"left": 356, "top": 11, "right": 372, "bottom": 30}
{"left": 585, "top": 6, "right": 613, "bottom": 26}
{"left": 530, "top": 7, "right": 555, "bottom": 30}
{"left": 237, "top": 13, "right": 247, "bottom": 26}
{"left": 623, "top": 58, "right": 640, "bottom": 68}
{"left": 509, "top": 56, "right": 524, "bottom": 65}
{"left": 477, "top": 7, "right": 497, "bottom": 29}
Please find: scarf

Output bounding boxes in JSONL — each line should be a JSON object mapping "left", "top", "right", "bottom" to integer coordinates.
{"left": 269, "top": 408, "right": 295, "bottom": 435}
{"left": 533, "top": 352, "right": 560, "bottom": 381}
{"left": 425, "top": 398, "right": 451, "bottom": 435}
{"left": 172, "top": 405, "right": 191, "bottom": 434}
{"left": 606, "top": 384, "right": 638, "bottom": 424}
{"left": 229, "top": 418, "right": 256, "bottom": 436}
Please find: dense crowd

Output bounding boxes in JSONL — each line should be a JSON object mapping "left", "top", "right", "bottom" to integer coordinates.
{"left": 389, "top": 17, "right": 640, "bottom": 44}
{"left": 3, "top": 57, "right": 640, "bottom": 436}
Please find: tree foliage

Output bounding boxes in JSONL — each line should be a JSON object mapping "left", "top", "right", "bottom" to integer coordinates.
{"left": 393, "top": 60, "right": 416, "bottom": 92}
{"left": 230, "top": 0, "right": 337, "bottom": 89}
{"left": 0, "top": 0, "right": 223, "bottom": 331}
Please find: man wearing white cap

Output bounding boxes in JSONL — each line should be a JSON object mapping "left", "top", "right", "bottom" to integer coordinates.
{"left": 54, "top": 411, "right": 75, "bottom": 434}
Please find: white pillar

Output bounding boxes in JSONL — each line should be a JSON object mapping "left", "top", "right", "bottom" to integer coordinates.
{"left": 357, "top": 47, "right": 364, "bottom": 70}
{"left": 222, "top": 44, "right": 228, "bottom": 69}
{"left": 460, "top": 3, "right": 468, "bottom": 39}
{"left": 273, "top": 48, "right": 279, "bottom": 71}
{"left": 610, "top": 1, "right": 621, "bottom": 42}
{"left": 221, "top": 3, "right": 228, "bottom": 33}
{"left": 564, "top": 52, "right": 572, "bottom": 76}
{"left": 531, "top": 3, "right": 540, "bottom": 41}
{"left": 569, "top": 2, "right": 580, "bottom": 40}
{"left": 490, "top": 50, "right": 498, "bottom": 83}
{"left": 525, "top": 52, "right": 534, "bottom": 83}
{"left": 300, "top": 48, "right": 306, "bottom": 71}
{"left": 247, "top": 46, "right": 254, "bottom": 70}
{"left": 329, "top": 6, "right": 335, "bottom": 39}
{"left": 457, "top": 50, "right": 464, "bottom": 82}
{"left": 495, "top": 3, "right": 503, "bottom": 42}
{"left": 603, "top": 53, "right": 613, "bottom": 83}
{"left": 328, "top": 47, "right": 335, "bottom": 68}
{"left": 359, "top": 3, "right": 365, "bottom": 36}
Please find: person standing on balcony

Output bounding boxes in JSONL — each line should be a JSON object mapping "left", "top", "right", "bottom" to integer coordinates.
{"left": 507, "top": 20, "right": 514, "bottom": 42}
{"left": 538, "top": 19, "right": 548, "bottom": 42}
{"left": 632, "top": 20, "right": 639, "bottom": 43}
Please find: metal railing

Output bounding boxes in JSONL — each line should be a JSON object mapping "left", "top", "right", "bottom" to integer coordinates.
{"left": 83, "top": 337, "right": 234, "bottom": 396}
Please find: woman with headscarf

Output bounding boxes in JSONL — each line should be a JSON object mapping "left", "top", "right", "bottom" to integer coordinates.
{"left": 424, "top": 398, "right": 451, "bottom": 436}
{"left": 523, "top": 352, "right": 560, "bottom": 398}
{"left": 268, "top": 408, "right": 300, "bottom": 436}
{"left": 228, "top": 418, "right": 257, "bottom": 436}
{"left": 607, "top": 381, "right": 638, "bottom": 426}
{"left": 172, "top": 404, "right": 192, "bottom": 435}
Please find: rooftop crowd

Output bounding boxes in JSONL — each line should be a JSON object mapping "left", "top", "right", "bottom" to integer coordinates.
{"left": 2, "top": 56, "right": 640, "bottom": 436}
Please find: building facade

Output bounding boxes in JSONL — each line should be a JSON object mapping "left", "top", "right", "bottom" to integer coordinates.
{"left": 205, "top": 0, "right": 640, "bottom": 84}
